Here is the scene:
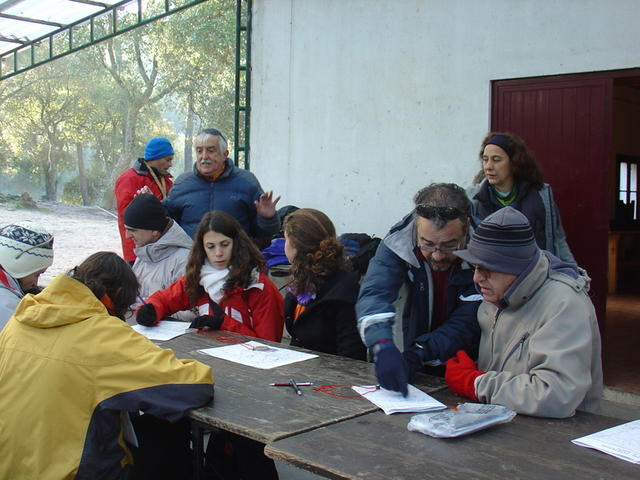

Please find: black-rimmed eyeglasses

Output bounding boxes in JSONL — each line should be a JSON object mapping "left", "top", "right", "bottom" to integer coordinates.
{"left": 419, "top": 243, "right": 461, "bottom": 253}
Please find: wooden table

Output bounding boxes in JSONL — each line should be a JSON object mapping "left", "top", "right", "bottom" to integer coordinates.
{"left": 159, "top": 331, "right": 446, "bottom": 478}
{"left": 265, "top": 390, "right": 639, "bottom": 480}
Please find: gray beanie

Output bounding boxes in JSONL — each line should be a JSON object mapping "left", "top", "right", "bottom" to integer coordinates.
{"left": 454, "top": 207, "right": 539, "bottom": 275}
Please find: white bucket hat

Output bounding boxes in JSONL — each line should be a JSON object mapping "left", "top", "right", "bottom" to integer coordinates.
{"left": 0, "top": 221, "right": 54, "bottom": 279}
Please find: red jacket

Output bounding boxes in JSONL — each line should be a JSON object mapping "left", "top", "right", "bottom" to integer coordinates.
{"left": 145, "top": 271, "right": 285, "bottom": 342}
{"left": 114, "top": 160, "right": 173, "bottom": 262}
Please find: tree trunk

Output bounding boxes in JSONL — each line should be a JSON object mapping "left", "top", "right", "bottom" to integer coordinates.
{"left": 43, "top": 141, "right": 57, "bottom": 201}
{"left": 104, "top": 106, "right": 140, "bottom": 211}
{"left": 76, "top": 142, "right": 90, "bottom": 206}
{"left": 183, "top": 94, "right": 194, "bottom": 173}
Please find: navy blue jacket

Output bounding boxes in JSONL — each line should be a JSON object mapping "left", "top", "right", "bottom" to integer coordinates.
{"left": 164, "top": 159, "right": 280, "bottom": 238}
{"left": 356, "top": 212, "right": 481, "bottom": 363}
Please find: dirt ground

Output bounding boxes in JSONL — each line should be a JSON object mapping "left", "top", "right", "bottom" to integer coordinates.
{"left": 0, "top": 200, "right": 122, "bottom": 286}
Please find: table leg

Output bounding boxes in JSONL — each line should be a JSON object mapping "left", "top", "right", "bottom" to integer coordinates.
{"left": 191, "top": 420, "right": 205, "bottom": 480}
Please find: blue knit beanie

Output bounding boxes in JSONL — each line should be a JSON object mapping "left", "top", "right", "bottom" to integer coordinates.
{"left": 454, "top": 207, "right": 539, "bottom": 275}
{"left": 144, "top": 137, "right": 174, "bottom": 161}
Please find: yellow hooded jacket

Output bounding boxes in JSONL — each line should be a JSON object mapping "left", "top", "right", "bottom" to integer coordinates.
{"left": 0, "top": 274, "right": 214, "bottom": 479}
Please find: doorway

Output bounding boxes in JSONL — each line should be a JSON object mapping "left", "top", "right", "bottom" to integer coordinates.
{"left": 491, "top": 69, "right": 640, "bottom": 394}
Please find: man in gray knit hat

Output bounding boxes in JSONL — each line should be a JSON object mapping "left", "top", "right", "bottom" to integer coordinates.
{"left": 446, "top": 207, "right": 602, "bottom": 418}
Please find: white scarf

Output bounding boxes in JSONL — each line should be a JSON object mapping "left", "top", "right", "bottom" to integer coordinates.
{"left": 199, "top": 261, "right": 230, "bottom": 303}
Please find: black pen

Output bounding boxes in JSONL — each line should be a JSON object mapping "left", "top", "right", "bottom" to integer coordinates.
{"left": 289, "top": 378, "right": 303, "bottom": 396}
{"left": 270, "top": 382, "right": 313, "bottom": 387}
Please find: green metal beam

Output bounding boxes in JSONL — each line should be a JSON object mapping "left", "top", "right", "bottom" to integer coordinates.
{"left": 233, "top": 0, "right": 251, "bottom": 169}
{"left": 0, "top": 0, "right": 208, "bottom": 81}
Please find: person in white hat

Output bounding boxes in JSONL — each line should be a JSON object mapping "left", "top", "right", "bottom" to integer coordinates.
{"left": 0, "top": 221, "right": 54, "bottom": 329}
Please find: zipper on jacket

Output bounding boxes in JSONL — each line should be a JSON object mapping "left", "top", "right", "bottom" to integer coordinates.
{"left": 500, "top": 332, "right": 530, "bottom": 370}
{"left": 490, "top": 308, "right": 501, "bottom": 356}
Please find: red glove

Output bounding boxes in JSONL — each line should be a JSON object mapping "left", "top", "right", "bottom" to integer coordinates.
{"left": 445, "top": 350, "right": 484, "bottom": 401}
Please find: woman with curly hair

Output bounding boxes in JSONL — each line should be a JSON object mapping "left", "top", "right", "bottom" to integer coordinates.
{"left": 283, "top": 208, "right": 366, "bottom": 360}
{"left": 469, "top": 132, "right": 575, "bottom": 263}
{"left": 136, "top": 210, "right": 284, "bottom": 341}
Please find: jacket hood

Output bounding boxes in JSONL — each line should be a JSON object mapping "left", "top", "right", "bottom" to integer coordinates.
{"left": 133, "top": 157, "right": 173, "bottom": 179}
{"left": 502, "top": 250, "right": 586, "bottom": 310}
{"left": 14, "top": 274, "right": 110, "bottom": 329}
{"left": 383, "top": 211, "right": 421, "bottom": 268}
{"left": 318, "top": 270, "right": 360, "bottom": 304}
{"left": 134, "top": 219, "right": 192, "bottom": 263}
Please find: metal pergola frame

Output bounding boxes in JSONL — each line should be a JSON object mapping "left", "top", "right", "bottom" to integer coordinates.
{"left": 0, "top": 0, "right": 252, "bottom": 167}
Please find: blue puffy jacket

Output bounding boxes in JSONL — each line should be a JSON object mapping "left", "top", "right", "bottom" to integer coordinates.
{"left": 356, "top": 212, "right": 481, "bottom": 363}
{"left": 164, "top": 159, "right": 280, "bottom": 238}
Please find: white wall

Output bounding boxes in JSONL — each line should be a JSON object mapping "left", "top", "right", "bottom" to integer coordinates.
{"left": 250, "top": 0, "right": 640, "bottom": 236}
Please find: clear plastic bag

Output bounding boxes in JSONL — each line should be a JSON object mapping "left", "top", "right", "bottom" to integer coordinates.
{"left": 407, "top": 403, "right": 517, "bottom": 438}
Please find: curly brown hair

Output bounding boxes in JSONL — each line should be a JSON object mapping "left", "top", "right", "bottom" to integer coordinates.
{"left": 473, "top": 132, "right": 544, "bottom": 188}
{"left": 70, "top": 251, "right": 139, "bottom": 320}
{"left": 185, "top": 211, "right": 265, "bottom": 307}
{"left": 284, "top": 208, "right": 347, "bottom": 296}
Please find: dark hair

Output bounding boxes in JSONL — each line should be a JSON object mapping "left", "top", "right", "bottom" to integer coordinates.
{"left": 185, "top": 211, "right": 265, "bottom": 307}
{"left": 413, "top": 183, "right": 471, "bottom": 230}
{"left": 474, "top": 131, "right": 544, "bottom": 188}
{"left": 70, "top": 251, "right": 139, "bottom": 320}
{"left": 284, "top": 208, "right": 347, "bottom": 295}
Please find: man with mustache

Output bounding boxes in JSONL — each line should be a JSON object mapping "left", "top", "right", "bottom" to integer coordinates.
{"left": 357, "top": 183, "right": 481, "bottom": 396}
{"left": 164, "top": 128, "right": 281, "bottom": 242}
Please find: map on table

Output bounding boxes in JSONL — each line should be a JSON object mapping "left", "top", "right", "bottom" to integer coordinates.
{"left": 198, "top": 341, "right": 319, "bottom": 369}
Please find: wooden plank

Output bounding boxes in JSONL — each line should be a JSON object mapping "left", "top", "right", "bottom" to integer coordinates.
{"left": 265, "top": 390, "right": 638, "bottom": 480}
{"left": 160, "top": 331, "right": 445, "bottom": 444}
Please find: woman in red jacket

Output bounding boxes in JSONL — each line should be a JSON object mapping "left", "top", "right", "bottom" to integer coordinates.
{"left": 136, "top": 210, "right": 284, "bottom": 341}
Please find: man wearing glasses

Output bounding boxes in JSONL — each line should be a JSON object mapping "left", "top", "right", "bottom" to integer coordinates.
{"left": 357, "top": 183, "right": 481, "bottom": 396}
{"left": 447, "top": 207, "right": 601, "bottom": 417}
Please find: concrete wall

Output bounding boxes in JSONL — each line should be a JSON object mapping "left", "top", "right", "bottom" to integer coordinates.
{"left": 250, "top": 0, "right": 640, "bottom": 236}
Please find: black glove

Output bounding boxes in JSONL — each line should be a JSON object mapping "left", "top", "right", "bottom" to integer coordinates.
{"left": 136, "top": 303, "right": 158, "bottom": 327}
{"left": 189, "top": 301, "right": 225, "bottom": 330}
{"left": 373, "top": 340, "right": 409, "bottom": 397}
{"left": 402, "top": 347, "right": 424, "bottom": 383}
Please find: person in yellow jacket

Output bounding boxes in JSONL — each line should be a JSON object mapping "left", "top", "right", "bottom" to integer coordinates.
{"left": 0, "top": 251, "right": 214, "bottom": 480}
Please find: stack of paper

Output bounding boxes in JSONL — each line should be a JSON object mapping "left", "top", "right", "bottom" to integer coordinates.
{"left": 198, "top": 341, "right": 318, "bottom": 369}
{"left": 131, "top": 320, "right": 190, "bottom": 341}
{"left": 352, "top": 384, "right": 447, "bottom": 415}
{"left": 572, "top": 419, "right": 640, "bottom": 464}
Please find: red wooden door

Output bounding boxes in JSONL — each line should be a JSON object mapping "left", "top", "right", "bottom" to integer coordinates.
{"left": 491, "top": 73, "right": 613, "bottom": 327}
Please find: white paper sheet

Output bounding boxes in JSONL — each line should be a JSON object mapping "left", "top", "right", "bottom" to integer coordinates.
{"left": 572, "top": 419, "right": 640, "bottom": 464}
{"left": 131, "top": 320, "right": 190, "bottom": 341}
{"left": 198, "top": 340, "right": 318, "bottom": 369}
{"left": 352, "top": 384, "right": 447, "bottom": 415}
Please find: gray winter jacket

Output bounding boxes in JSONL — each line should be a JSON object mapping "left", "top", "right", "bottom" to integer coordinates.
{"left": 132, "top": 220, "right": 194, "bottom": 321}
{"left": 474, "top": 251, "right": 602, "bottom": 418}
{"left": 0, "top": 270, "right": 23, "bottom": 330}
